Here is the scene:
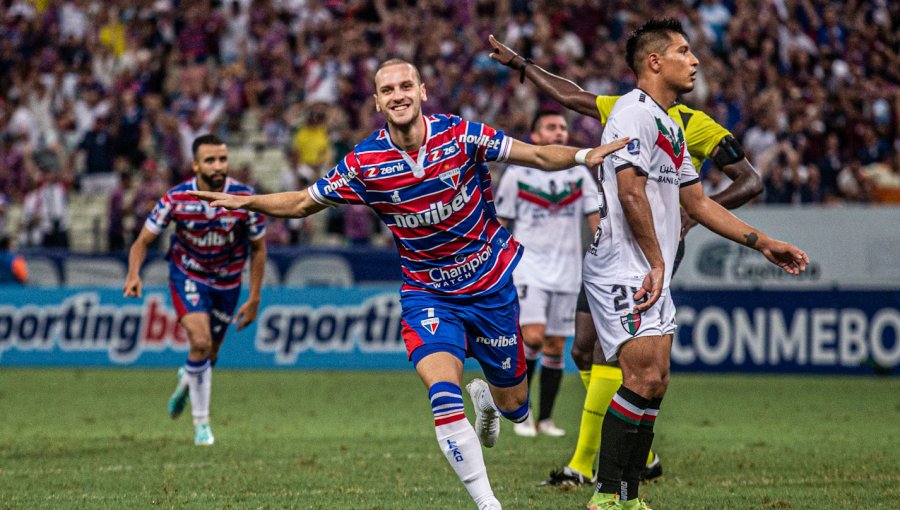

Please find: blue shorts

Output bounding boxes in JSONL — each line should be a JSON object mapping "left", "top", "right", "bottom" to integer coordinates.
{"left": 401, "top": 281, "right": 526, "bottom": 388}
{"left": 169, "top": 268, "right": 241, "bottom": 343}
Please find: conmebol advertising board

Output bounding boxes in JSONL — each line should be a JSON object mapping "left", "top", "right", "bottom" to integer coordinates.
{"left": 0, "top": 288, "right": 896, "bottom": 375}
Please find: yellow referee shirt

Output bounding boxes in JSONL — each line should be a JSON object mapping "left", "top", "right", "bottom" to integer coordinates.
{"left": 596, "top": 95, "right": 731, "bottom": 170}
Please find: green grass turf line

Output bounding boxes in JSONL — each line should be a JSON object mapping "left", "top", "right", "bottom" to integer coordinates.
{"left": 0, "top": 369, "right": 897, "bottom": 509}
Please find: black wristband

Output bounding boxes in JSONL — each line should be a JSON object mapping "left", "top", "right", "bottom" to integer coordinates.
{"left": 519, "top": 58, "right": 533, "bottom": 84}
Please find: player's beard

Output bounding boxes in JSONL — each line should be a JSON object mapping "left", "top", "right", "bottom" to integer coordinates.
{"left": 201, "top": 173, "right": 226, "bottom": 191}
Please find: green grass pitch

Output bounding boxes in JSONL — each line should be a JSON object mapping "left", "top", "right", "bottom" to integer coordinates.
{"left": 0, "top": 369, "right": 897, "bottom": 509}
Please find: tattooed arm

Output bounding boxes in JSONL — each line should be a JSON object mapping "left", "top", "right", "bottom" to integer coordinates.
{"left": 679, "top": 182, "right": 809, "bottom": 275}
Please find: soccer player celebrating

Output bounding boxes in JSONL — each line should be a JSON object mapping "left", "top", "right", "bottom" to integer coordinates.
{"left": 124, "top": 134, "right": 267, "bottom": 446}
{"left": 189, "top": 59, "right": 628, "bottom": 509}
{"left": 494, "top": 111, "right": 600, "bottom": 438}
{"left": 489, "top": 31, "right": 763, "bottom": 486}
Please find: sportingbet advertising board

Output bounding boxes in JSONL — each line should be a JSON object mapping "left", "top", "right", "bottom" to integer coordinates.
{"left": 0, "top": 288, "right": 896, "bottom": 375}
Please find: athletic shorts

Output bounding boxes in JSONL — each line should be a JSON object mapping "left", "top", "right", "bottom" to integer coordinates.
{"left": 401, "top": 280, "right": 527, "bottom": 388}
{"left": 583, "top": 282, "right": 676, "bottom": 362}
{"left": 169, "top": 268, "right": 241, "bottom": 343}
{"left": 515, "top": 284, "right": 577, "bottom": 337}
{"left": 576, "top": 238, "right": 685, "bottom": 315}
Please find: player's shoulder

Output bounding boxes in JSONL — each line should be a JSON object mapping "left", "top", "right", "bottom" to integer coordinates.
{"left": 429, "top": 113, "right": 462, "bottom": 128}
{"left": 608, "top": 90, "right": 658, "bottom": 123}
{"left": 353, "top": 128, "right": 392, "bottom": 158}
{"left": 224, "top": 178, "right": 255, "bottom": 195}
{"left": 164, "top": 179, "right": 196, "bottom": 199}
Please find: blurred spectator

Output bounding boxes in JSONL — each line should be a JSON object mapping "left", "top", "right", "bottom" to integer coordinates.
{"left": 21, "top": 165, "right": 69, "bottom": 249}
{"left": 76, "top": 114, "right": 118, "bottom": 194}
{"left": 0, "top": 0, "right": 896, "bottom": 250}
{"left": 107, "top": 170, "right": 135, "bottom": 252}
{"left": 292, "top": 108, "right": 332, "bottom": 173}
{"left": 837, "top": 160, "right": 872, "bottom": 202}
{"left": 130, "top": 159, "right": 166, "bottom": 250}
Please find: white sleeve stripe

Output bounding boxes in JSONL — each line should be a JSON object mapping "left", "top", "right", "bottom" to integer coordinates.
{"left": 308, "top": 184, "right": 337, "bottom": 207}
{"left": 144, "top": 219, "right": 162, "bottom": 234}
{"left": 496, "top": 136, "right": 512, "bottom": 162}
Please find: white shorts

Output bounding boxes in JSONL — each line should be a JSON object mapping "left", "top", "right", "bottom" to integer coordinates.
{"left": 515, "top": 284, "right": 577, "bottom": 337}
{"left": 583, "top": 283, "right": 677, "bottom": 362}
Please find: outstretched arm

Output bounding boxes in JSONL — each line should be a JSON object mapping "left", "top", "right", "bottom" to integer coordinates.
{"left": 488, "top": 35, "right": 600, "bottom": 119}
{"left": 189, "top": 188, "right": 327, "bottom": 218}
{"left": 680, "top": 183, "right": 808, "bottom": 275}
{"left": 505, "top": 137, "right": 629, "bottom": 171}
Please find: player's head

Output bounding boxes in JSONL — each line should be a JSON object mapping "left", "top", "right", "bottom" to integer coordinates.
{"left": 529, "top": 111, "right": 568, "bottom": 146}
{"left": 373, "top": 58, "right": 427, "bottom": 129}
{"left": 191, "top": 134, "right": 228, "bottom": 190}
{"left": 626, "top": 18, "right": 698, "bottom": 94}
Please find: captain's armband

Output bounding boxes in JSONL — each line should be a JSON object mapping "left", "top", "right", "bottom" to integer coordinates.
{"left": 711, "top": 135, "right": 745, "bottom": 168}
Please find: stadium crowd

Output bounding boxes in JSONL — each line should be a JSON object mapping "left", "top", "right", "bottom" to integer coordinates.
{"left": 0, "top": 0, "right": 897, "bottom": 251}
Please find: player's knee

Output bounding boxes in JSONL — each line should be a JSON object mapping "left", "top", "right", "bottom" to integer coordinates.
{"left": 493, "top": 384, "right": 528, "bottom": 413}
{"left": 188, "top": 335, "right": 213, "bottom": 357}
{"left": 542, "top": 338, "right": 565, "bottom": 357}
{"left": 624, "top": 371, "right": 668, "bottom": 398}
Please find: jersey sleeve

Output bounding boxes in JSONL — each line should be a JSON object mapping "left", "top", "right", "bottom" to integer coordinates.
{"left": 595, "top": 95, "right": 620, "bottom": 125}
{"left": 143, "top": 192, "right": 174, "bottom": 234}
{"left": 579, "top": 167, "right": 600, "bottom": 215}
{"left": 308, "top": 152, "right": 367, "bottom": 206}
{"left": 604, "top": 107, "right": 656, "bottom": 176}
{"left": 493, "top": 167, "right": 519, "bottom": 220}
{"left": 456, "top": 119, "right": 512, "bottom": 163}
{"left": 246, "top": 208, "right": 266, "bottom": 240}
{"left": 679, "top": 148, "right": 701, "bottom": 188}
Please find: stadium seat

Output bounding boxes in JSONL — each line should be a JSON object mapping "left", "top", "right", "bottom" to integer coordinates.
{"left": 23, "top": 255, "right": 61, "bottom": 287}
{"left": 283, "top": 255, "right": 354, "bottom": 287}
{"left": 63, "top": 258, "right": 126, "bottom": 287}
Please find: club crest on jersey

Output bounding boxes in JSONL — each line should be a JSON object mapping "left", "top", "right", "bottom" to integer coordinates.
{"left": 620, "top": 312, "right": 642, "bottom": 336}
{"left": 439, "top": 168, "right": 461, "bottom": 189}
{"left": 421, "top": 317, "right": 440, "bottom": 334}
{"left": 391, "top": 190, "right": 401, "bottom": 203}
{"left": 220, "top": 217, "right": 237, "bottom": 230}
{"left": 654, "top": 118, "right": 685, "bottom": 169}
{"left": 187, "top": 293, "right": 200, "bottom": 306}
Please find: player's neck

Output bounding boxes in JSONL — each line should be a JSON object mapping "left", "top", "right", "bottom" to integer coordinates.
{"left": 636, "top": 80, "right": 677, "bottom": 112}
{"left": 388, "top": 115, "right": 426, "bottom": 152}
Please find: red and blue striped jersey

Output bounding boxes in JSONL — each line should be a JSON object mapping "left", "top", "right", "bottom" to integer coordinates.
{"left": 145, "top": 177, "right": 266, "bottom": 289}
{"left": 309, "top": 114, "right": 522, "bottom": 297}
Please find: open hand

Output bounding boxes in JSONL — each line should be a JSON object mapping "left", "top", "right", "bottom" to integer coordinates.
{"left": 488, "top": 34, "right": 521, "bottom": 68}
{"left": 584, "top": 137, "right": 630, "bottom": 168}
{"left": 760, "top": 239, "right": 809, "bottom": 275}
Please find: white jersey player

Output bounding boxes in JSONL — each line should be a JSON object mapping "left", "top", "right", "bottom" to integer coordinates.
{"left": 496, "top": 111, "right": 600, "bottom": 437}
{"left": 581, "top": 19, "right": 808, "bottom": 510}
{"left": 582, "top": 88, "right": 699, "bottom": 359}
